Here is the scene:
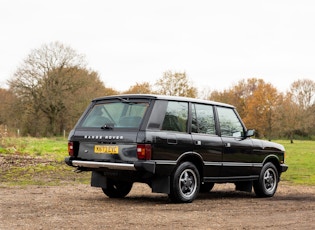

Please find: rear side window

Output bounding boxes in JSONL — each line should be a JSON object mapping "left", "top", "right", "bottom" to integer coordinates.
{"left": 161, "top": 101, "right": 188, "bottom": 132}
{"left": 81, "top": 102, "right": 149, "bottom": 128}
{"left": 192, "top": 103, "right": 216, "bottom": 135}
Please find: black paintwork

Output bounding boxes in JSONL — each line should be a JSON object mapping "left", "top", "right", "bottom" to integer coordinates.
{"left": 65, "top": 94, "right": 288, "bottom": 193}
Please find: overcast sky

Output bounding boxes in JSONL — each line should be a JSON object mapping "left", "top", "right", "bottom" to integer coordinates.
{"left": 1, "top": 0, "right": 315, "bottom": 93}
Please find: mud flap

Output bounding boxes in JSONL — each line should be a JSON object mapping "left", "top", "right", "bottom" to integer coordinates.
{"left": 91, "top": 171, "right": 107, "bottom": 188}
{"left": 235, "top": 181, "right": 253, "bottom": 192}
{"left": 151, "top": 176, "right": 170, "bottom": 194}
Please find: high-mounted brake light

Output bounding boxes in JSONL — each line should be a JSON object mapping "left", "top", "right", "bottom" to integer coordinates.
{"left": 137, "top": 144, "right": 152, "bottom": 160}
{"left": 68, "top": 141, "right": 74, "bottom": 156}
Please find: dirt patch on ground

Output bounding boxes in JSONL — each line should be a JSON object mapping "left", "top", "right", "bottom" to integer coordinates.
{"left": 1, "top": 154, "right": 315, "bottom": 229}
{"left": 0, "top": 154, "right": 54, "bottom": 171}
{"left": 1, "top": 182, "right": 315, "bottom": 230}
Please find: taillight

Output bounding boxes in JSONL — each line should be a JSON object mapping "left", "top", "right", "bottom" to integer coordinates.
{"left": 137, "top": 144, "right": 152, "bottom": 160}
{"left": 68, "top": 141, "right": 74, "bottom": 156}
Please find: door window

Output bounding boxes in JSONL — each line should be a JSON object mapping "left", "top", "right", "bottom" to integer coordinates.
{"left": 216, "top": 107, "right": 244, "bottom": 137}
{"left": 161, "top": 101, "right": 188, "bottom": 132}
{"left": 192, "top": 104, "right": 216, "bottom": 135}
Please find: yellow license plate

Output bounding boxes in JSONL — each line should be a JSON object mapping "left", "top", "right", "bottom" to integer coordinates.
{"left": 94, "top": 145, "right": 119, "bottom": 154}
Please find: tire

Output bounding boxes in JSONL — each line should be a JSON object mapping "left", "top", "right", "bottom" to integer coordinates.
{"left": 253, "top": 162, "right": 279, "bottom": 197}
{"left": 102, "top": 179, "right": 133, "bottom": 198}
{"left": 169, "top": 162, "right": 200, "bottom": 203}
{"left": 200, "top": 182, "right": 214, "bottom": 193}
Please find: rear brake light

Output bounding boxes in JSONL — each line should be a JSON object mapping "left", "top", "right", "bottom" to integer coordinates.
{"left": 137, "top": 144, "right": 152, "bottom": 160}
{"left": 68, "top": 141, "right": 76, "bottom": 156}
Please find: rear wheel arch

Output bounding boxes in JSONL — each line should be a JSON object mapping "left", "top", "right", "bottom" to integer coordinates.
{"left": 176, "top": 152, "right": 204, "bottom": 178}
{"left": 167, "top": 152, "right": 204, "bottom": 203}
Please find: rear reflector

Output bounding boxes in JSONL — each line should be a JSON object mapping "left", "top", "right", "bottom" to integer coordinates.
{"left": 137, "top": 144, "right": 152, "bottom": 160}
{"left": 68, "top": 142, "right": 74, "bottom": 156}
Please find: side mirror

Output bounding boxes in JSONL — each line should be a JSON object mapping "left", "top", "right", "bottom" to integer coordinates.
{"left": 246, "top": 129, "right": 255, "bottom": 137}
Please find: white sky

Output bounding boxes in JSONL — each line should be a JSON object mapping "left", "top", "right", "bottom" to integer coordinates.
{"left": 1, "top": 0, "right": 315, "bottom": 93}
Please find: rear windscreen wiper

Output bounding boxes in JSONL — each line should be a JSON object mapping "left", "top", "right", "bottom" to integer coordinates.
{"left": 101, "top": 123, "right": 114, "bottom": 130}
{"left": 116, "top": 97, "right": 135, "bottom": 104}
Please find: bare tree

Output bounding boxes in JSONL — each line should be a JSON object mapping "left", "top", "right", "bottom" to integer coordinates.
{"left": 278, "top": 92, "right": 301, "bottom": 142}
{"left": 0, "top": 88, "right": 18, "bottom": 131}
{"left": 288, "top": 79, "right": 315, "bottom": 137}
{"left": 290, "top": 79, "right": 315, "bottom": 110}
{"left": 155, "top": 70, "right": 197, "bottom": 97}
{"left": 8, "top": 41, "right": 87, "bottom": 136}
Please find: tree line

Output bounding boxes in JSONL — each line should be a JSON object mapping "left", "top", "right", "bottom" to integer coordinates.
{"left": 1, "top": 41, "right": 314, "bottom": 141}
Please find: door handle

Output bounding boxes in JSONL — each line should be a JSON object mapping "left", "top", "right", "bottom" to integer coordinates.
{"left": 195, "top": 140, "right": 201, "bottom": 145}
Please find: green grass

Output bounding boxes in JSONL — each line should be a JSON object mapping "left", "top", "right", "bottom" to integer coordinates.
{"left": 276, "top": 140, "right": 315, "bottom": 186}
{"left": 1, "top": 162, "right": 89, "bottom": 186}
{"left": 0, "top": 137, "right": 67, "bottom": 161}
{"left": 0, "top": 137, "right": 90, "bottom": 186}
{"left": 0, "top": 137, "right": 314, "bottom": 186}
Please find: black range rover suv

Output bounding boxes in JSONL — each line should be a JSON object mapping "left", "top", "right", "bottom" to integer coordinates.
{"left": 65, "top": 94, "right": 288, "bottom": 203}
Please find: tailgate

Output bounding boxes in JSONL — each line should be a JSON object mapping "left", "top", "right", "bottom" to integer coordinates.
{"left": 74, "top": 130, "right": 139, "bottom": 163}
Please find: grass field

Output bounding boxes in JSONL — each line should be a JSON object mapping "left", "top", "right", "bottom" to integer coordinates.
{"left": 0, "top": 137, "right": 314, "bottom": 186}
{"left": 0, "top": 137, "right": 90, "bottom": 186}
{"left": 276, "top": 140, "right": 315, "bottom": 185}
{"left": 0, "top": 137, "right": 67, "bottom": 160}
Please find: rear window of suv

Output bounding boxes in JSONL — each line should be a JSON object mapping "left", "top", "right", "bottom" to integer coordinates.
{"left": 81, "top": 101, "right": 149, "bottom": 128}
{"left": 161, "top": 101, "right": 188, "bottom": 132}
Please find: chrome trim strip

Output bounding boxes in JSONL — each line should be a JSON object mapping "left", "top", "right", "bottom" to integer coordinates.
{"left": 71, "top": 160, "right": 136, "bottom": 171}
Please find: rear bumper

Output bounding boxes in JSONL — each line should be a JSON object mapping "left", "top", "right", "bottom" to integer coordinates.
{"left": 65, "top": 157, "right": 157, "bottom": 173}
{"left": 73, "top": 160, "right": 137, "bottom": 171}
